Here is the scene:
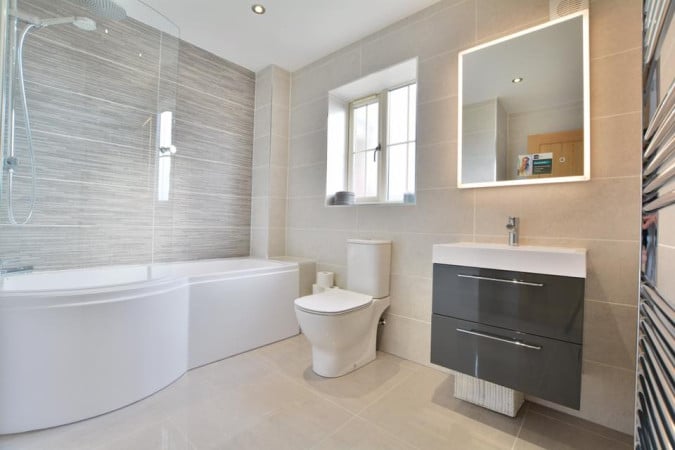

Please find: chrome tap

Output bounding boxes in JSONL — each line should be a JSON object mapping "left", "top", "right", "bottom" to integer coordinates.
{"left": 506, "top": 216, "right": 519, "bottom": 246}
{"left": 0, "top": 259, "right": 33, "bottom": 275}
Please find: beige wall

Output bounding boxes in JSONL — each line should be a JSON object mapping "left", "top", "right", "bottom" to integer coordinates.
{"left": 285, "top": 0, "right": 641, "bottom": 434}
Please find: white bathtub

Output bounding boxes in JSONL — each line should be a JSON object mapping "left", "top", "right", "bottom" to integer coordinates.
{"left": 0, "top": 258, "right": 299, "bottom": 435}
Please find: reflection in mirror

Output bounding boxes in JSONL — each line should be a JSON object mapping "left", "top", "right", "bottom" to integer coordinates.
{"left": 326, "top": 58, "right": 417, "bottom": 205}
{"left": 458, "top": 11, "right": 589, "bottom": 188}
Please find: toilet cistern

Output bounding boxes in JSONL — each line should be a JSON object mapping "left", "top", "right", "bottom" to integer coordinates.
{"left": 506, "top": 216, "right": 519, "bottom": 246}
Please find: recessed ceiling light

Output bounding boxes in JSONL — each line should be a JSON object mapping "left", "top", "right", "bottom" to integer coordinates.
{"left": 512, "top": 77, "right": 524, "bottom": 83}
{"left": 251, "top": 4, "right": 266, "bottom": 14}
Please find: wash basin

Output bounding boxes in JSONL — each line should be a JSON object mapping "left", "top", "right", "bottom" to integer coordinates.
{"left": 432, "top": 242, "right": 586, "bottom": 278}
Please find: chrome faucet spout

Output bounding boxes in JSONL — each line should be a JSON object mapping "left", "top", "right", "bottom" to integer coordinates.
{"left": 0, "top": 265, "right": 33, "bottom": 275}
{"left": 506, "top": 216, "right": 519, "bottom": 246}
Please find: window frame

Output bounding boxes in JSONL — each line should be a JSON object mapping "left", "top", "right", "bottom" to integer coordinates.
{"left": 347, "top": 80, "right": 416, "bottom": 204}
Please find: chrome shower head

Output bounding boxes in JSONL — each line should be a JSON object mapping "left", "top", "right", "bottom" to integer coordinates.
{"left": 71, "top": 0, "right": 127, "bottom": 21}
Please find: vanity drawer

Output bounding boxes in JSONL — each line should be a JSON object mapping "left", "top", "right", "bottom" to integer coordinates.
{"left": 432, "top": 263, "right": 584, "bottom": 343}
{"left": 431, "top": 314, "right": 582, "bottom": 409}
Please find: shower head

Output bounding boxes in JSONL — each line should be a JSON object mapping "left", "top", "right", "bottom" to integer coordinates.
{"left": 72, "top": 17, "right": 97, "bottom": 31}
{"left": 38, "top": 16, "right": 97, "bottom": 31}
{"left": 71, "top": 0, "right": 128, "bottom": 21}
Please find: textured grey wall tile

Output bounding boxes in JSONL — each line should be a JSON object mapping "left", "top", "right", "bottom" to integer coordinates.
{"left": 174, "top": 120, "right": 252, "bottom": 166}
{"left": 178, "top": 40, "right": 255, "bottom": 106}
{"left": 2, "top": 175, "right": 153, "bottom": 227}
{"left": 24, "top": 82, "right": 156, "bottom": 147}
{"left": 0, "top": 225, "right": 153, "bottom": 270}
{"left": 175, "top": 82, "right": 254, "bottom": 136}
{"left": 22, "top": 0, "right": 162, "bottom": 75}
{"left": 19, "top": 130, "right": 154, "bottom": 188}
{"left": 2, "top": 1, "right": 254, "bottom": 268}
{"left": 24, "top": 37, "right": 159, "bottom": 112}
{"left": 152, "top": 226, "right": 250, "bottom": 262}
{"left": 171, "top": 155, "right": 252, "bottom": 199}
{"left": 154, "top": 192, "right": 251, "bottom": 229}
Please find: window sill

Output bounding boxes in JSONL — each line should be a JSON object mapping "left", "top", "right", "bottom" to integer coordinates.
{"left": 325, "top": 200, "right": 416, "bottom": 207}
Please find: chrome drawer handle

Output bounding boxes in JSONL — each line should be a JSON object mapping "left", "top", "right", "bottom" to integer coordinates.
{"left": 457, "top": 274, "right": 544, "bottom": 287}
{"left": 457, "top": 328, "right": 542, "bottom": 350}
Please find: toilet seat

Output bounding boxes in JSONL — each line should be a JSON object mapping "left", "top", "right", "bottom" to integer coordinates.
{"left": 294, "top": 289, "right": 373, "bottom": 316}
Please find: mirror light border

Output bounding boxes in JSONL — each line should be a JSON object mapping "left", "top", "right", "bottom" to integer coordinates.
{"left": 457, "top": 10, "right": 590, "bottom": 189}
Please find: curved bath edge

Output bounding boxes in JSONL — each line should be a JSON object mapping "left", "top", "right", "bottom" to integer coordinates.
{"left": 0, "top": 258, "right": 300, "bottom": 435}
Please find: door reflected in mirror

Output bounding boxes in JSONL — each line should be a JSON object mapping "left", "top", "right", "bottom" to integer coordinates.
{"left": 458, "top": 11, "right": 589, "bottom": 188}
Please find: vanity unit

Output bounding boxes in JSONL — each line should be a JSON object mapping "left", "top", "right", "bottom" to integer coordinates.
{"left": 430, "top": 243, "right": 586, "bottom": 409}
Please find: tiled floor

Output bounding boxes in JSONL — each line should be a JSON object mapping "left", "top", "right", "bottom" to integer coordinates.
{"left": 0, "top": 335, "right": 633, "bottom": 450}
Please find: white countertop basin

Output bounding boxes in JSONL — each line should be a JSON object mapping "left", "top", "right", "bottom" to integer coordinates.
{"left": 432, "top": 242, "right": 586, "bottom": 278}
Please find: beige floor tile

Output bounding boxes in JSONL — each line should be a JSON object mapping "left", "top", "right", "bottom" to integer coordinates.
{"left": 217, "top": 395, "right": 353, "bottom": 450}
{"left": 312, "top": 416, "right": 419, "bottom": 450}
{"left": 360, "top": 367, "right": 523, "bottom": 449}
{"left": 93, "top": 420, "right": 195, "bottom": 450}
{"left": 0, "top": 335, "right": 637, "bottom": 450}
{"left": 299, "top": 352, "right": 419, "bottom": 414}
{"left": 526, "top": 403, "right": 633, "bottom": 445}
{"left": 514, "top": 410, "right": 632, "bottom": 450}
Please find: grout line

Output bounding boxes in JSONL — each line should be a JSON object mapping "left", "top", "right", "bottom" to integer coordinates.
{"left": 526, "top": 408, "right": 632, "bottom": 446}
{"left": 510, "top": 402, "right": 529, "bottom": 450}
{"left": 307, "top": 416, "right": 361, "bottom": 450}
{"left": 590, "top": 46, "right": 642, "bottom": 62}
{"left": 580, "top": 359, "right": 636, "bottom": 373}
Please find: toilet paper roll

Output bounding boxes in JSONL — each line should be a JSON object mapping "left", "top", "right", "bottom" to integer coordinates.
{"left": 316, "top": 271, "right": 334, "bottom": 289}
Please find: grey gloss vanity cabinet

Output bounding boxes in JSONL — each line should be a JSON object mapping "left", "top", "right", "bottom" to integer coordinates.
{"left": 430, "top": 243, "right": 587, "bottom": 409}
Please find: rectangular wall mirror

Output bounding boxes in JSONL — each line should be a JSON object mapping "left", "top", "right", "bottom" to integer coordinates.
{"left": 458, "top": 11, "right": 589, "bottom": 188}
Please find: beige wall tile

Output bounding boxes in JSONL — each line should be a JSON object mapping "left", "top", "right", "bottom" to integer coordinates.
{"left": 267, "top": 227, "right": 286, "bottom": 257}
{"left": 270, "top": 134, "right": 289, "bottom": 167}
{"left": 590, "top": 0, "right": 642, "bottom": 59}
{"left": 291, "top": 48, "right": 362, "bottom": 108}
{"left": 379, "top": 314, "right": 431, "bottom": 366}
{"left": 476, "top": 0, "right": 548, "bottom": 42}
{"left": 417, "top": 96, "right": 458, "bottom": 146}
{"left": 291, "top": 97, "right": 328, "bottom": 137}
{"left": 388, "top": 274, "right": 433, "bottom": 322}
{"left": 254, "top": 67, "right": 272, "bottom": 110}
{"left": 286, "top": 196, "right": 359, "bottom": 231}
{"left": 591, "top": 112, "right": 642, "bottom": 179}
{"left": 271, "top": 67, "right": 291, "bottom": 108}
{"left": 250, "top": 227, "right": 268, "bottom": 258}
{"left": 250, "top": 166, "right": 269, "bottom": 198}
{"left": 269, "top": 197, "right": 287, "bottom": 230}
{"left": 253, "top": 104, "right": 271, "bottom": 139}
{"left": 252, "top": 135, "right": 271, "bottom": 168}
{"left": 269, "top": 165, "right": 288, "bottom": 198}
{"left": 529, "top": 361, "right": 636, "bottom": 433}
{"left": 416, "top": 142, "right": 458, "bottom": 189}
{"left": 418, "top": 51, "right": 458, "bottom": 104}
{"left": 591, "top": 49, "right": 642, "bottom": 118}
{"left": 289, "top": 129, "right": 328, "bottom": 168}
{"left": 286, "top": 228, "right": 351, "bottom": 267}
{"left": 583, "top": 301, "right": 637, "bottom": 370}
{"left": 474, "top": 178, "right": 641, "bottom": 241}
{"left": 271, "top": 104, "right": 290, "bottom": 139}
{"left": 250, "top": 197, "right": 268, "bottom": 229}
{"left": 287, "top": 162, "right": 326, "bottom": 199}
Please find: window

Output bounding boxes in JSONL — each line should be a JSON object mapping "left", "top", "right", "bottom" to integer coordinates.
{"left": 348, "top": 83, "right": 417, "bottom": 203}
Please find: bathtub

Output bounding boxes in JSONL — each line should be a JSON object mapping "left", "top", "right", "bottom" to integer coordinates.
{"left": 0, "top": 258, "right": 299, "bottom": 435}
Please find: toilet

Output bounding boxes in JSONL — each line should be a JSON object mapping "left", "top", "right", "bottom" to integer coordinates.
{"left": 294, "top": 239, "right": 391, "bottom": 377}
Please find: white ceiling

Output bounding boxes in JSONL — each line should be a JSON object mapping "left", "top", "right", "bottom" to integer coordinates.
{"left": 118, "top": 0, "right": 442, "bottom": 73}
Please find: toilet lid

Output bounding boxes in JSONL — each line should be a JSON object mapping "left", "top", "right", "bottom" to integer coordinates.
{"left": 294, "top": 289, "right": 373, "bottom": 315}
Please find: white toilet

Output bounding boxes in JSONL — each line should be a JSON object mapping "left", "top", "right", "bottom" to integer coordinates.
{"left": 294, "top": 239, "right": 391, "bottom": 377}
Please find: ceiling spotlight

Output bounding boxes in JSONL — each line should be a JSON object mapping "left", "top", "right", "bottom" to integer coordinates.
{"left": 251, "top": 4, "right": 266, "bottom": 14}
{"left": 512, "top": 77, "right": 524, "bottom": 83}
